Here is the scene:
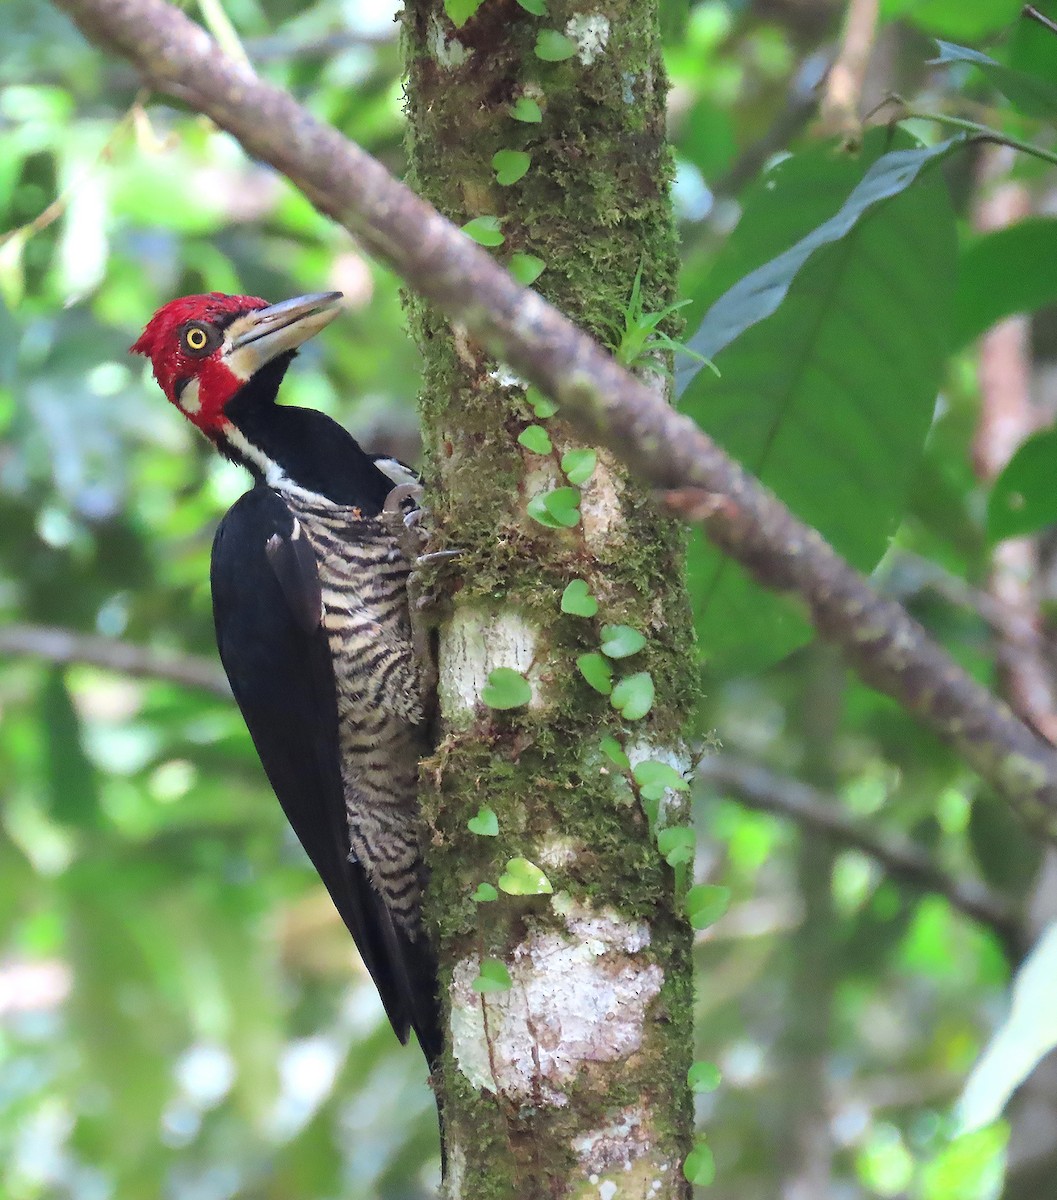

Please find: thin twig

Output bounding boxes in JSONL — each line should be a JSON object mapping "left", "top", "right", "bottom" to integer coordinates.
{"left": 1024, "top": 5, "right": 1057, "bottom": 38}
{"left": 0, "top": 89, "right": 149, "bottom": 251}
{"left": 0, "top": 623, "right": 231, "bottom": 697}
{"left": 697, "top": 754, "right": 1023, "bottom": 954}
{"left": 50, "top": 0, "right": 1057, "bottom": 834}
{"left": 819, "top": 0, "right": 879, "bottom": 143}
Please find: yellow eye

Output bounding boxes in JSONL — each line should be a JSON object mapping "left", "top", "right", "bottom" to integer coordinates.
{"left": 185, "top": 327, "right": 209, "bottom": 351}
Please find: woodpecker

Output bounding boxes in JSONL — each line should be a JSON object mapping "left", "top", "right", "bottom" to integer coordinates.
{"left": 132, "top": 291, "right": 441, "bottom": 1069}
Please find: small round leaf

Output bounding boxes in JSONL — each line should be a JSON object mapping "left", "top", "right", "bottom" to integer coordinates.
{"left": 492, "top": 149, "right": 531, "bottom": 186}
{"left": 511, "top": 96, "right": 543, "bottom": 123}
{"left": 600, "top": 624, "right": 647, "bottom": 659}
{"left": 467, "top": 806, "right": 499, "bottom": 836}
{"left": 444, "top": 0, "right": 483, "bottom": 26}
{"left": 577, "top": 652, "right": 613, "bottom": 695}
{"left": 688, "top": 1061, "right": 721, "bottom": 1093}
{"left": 600, "top": 735, "right": 630, "bottom": 770}
{"left": 472, "top": 882, "right": 499, "bottom": 903}
{"left": 610, "top": 671, "right": 654, "bottom": 720}
{"left": 482, "top": 667, "right": 531, "bottom": 709}
{"left": 518, "top": 424, "right": 553, "bottom": 454}
{"left": 526, "top": 386, "right": 558, "bottom": 417}
{"left": 509, "top": 253, "right": 546, "bottom": 285}
{"left": 535, "top": 29, "right": 577, "bottom": 60}
{"left": 683, "top": 1141, "right": 716, "bottom": 1186}
{"left": 657, "top": 825, "right": 695, "bottom": 867}
{"left": 462, "top": 215, "right": 505, "bottom": 246}
{"left": 561, "top": 448, "right": 596, "bottom": 485}
{"left": 473, "top": 958, "right": 512, "bottom": 993}
{"left": 543, "top": 486, "right": 581, "bottom": 527}
{"left": 561, "top": 579, "right": 598, "bottom": 617}
{"left": 633, "top": 760, "right": 690, "bottom": 796}
{"left": 686, "top": 883, "right": 731, "bottom": 930}
{"left": 497, "top": 857, "right": 552, "bottom": 895}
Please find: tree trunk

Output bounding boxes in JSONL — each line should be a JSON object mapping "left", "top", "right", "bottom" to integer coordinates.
{"left": 401, "top": 2, "right": 699, "bottom": 1195}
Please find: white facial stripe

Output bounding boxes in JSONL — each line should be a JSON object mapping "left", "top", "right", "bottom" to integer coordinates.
{"left": 373, "top": 457, "right": 421, "bottom": 487}
{"left": 223, "top": 342, "right": 260, "bottom": 384}
{"left": 178, "top": 377, "right": 202, "bottom": 414}
{"left": 218, "top": 420, "right": 334, "bottom": 506}
{"left": 220, "top": 421, "right": 289, "bottom": 487}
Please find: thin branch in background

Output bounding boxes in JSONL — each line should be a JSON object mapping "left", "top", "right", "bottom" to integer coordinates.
{"left": 697, "top": 754, "right": 1023, "bottom": 954}
{"left": 882, "top": 549, "right": 1057, "bottom": 674}
{"left": 713, "top": 52, "right": 824, "bottom": 198}
{"left": 0, "top": 88, "right": 149, "bottom": 252}
{"left": 818, "top": 0, "right": 880, "bottom": 142}
{"left": 50, "top": 0, "right": 1057, "bottom": 833}
{"left": 970, "top": 161, "right": 1057, "bottom": 746}
{"left": 1024, "top": 5, "right": 1057, "bottom": 38}
{"left": 0, "top": 623, "right": 231, "bottom": 698}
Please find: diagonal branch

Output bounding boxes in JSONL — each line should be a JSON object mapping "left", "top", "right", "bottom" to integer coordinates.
{"left": 698, "top": 754, "right": 1023, "bottom": 954}
{"left": 51, "top": 0, "right": 1057, "bottom": 834}
{"left": 0, "top": 623, "right": 231, "bottom": 697}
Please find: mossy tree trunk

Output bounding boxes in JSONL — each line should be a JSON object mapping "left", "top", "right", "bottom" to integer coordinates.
{"left": 402, "top": 3, "right": 699, "bottom": 1195}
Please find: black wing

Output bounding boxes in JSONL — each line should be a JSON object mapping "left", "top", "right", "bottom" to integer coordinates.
{"left": 210, "top": 484, "right": 440, "bottom": 1066}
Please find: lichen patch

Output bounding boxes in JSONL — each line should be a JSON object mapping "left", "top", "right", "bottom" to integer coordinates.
{"left": 566, "top": 14, "right": 611, "bottom": 66}
{"left": 449, "top": 915, "right": 663, "bottom": 1104}
{"left": 438, "top": 608, "right": 540, "bottom": 715}
{"left": 427, "top": 14, "right": 470, "bottom": 68}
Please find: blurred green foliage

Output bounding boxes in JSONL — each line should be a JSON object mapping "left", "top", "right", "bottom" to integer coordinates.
{"left": 4, "top": 0, "right": 1057, "bottom": 1196}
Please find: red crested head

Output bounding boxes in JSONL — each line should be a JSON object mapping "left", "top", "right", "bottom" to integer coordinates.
{"left": 132, "top": 290, "right": 344, "bottom": 436}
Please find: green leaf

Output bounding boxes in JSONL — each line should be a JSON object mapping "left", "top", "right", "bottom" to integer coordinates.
{"left": 600, "top": 624, "right": 647, "bottom": 659}
{"left": 492, "top": 149, "right": 531, "bottom": 185}
{"left": 683, "top": 1141, "right": 716, "bottom": 1187}
{"left": 510, "top": 253, "right": 546, "bottom": 285}
{"left": 680, "top": 131, "right": 957, "bottom": 673}
{"left": 932, "top": 39, "right": 1057, "bottom": 119}
{"left": 511, "top": 96, "right": 543, "bottom": 123}
{"left": 528, "top": 487, "right": 580, "bottom": 528}
{"left": 561, "top": 448, "right": 596, "bottom": 485}
{"left": 881, "top": 0, "right": 1020, "bottom": 42}
{"left": 481, "top": 667, "right": 531, "bottom": 709}
{"left": 988, "top": 428, "right": 1057, "bottom": 541}
{"left": 473, "top": 957, "right": 512, "bottom": 992}
{"left": 577, "top": 652, "right": 613, "bottom": 695}
{"left": 957, "top": 920, "right": 1057, "bottom": 1131}
{"left": 534, "top": 30, "right": 577, "bottom": 60}
{"left": 634, "top": 760, "right": 690, "bottom": 802}
{"left": 444, "top": 0, "right": 484, "bottom": 26}
{"left": 657, "top": 826, "right": 695, "bottom": 867}
{"left": 688, "top": 1060, "right": 722, "bottom": 1093}
{"left": 560, "top": 579, "right": 599, "bottom": 617}
{"left": 518, "top": 424, "right": 553, "bottom": 454}
{"left": 41, "top": 668, "right": 101, "bottom": 828}
{"left": 600, "top": 735, "right": 630, "bottom": 770}
{"left": 527, "top": 385, "right": 558, "bottom": 417}
{"left": 515, "top": 0, "right": 547, "bottom": 12}
{"left": 467, "top": 806, "right": 499, "bottom": 836}
{"left": 954, "top": 219, "right": 1057, "bottom": 349}
{"left": 686, "top": 883, "right": 731, "bottom": 930}
{"left": 498, "top": 857, "right": 553, "bottom": 895}
{"left": 462, "top": 215, "right": 505, "bottom": 246}
{"left": 472, "top": 882, "right": 499, "bottom": 903}
{"left": 610, "top": 672, "right": 654, "bottom": 720}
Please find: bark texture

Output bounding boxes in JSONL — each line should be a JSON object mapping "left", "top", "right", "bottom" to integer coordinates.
{"left": 402, "top": 3, "right": 697, "bottom": 1195}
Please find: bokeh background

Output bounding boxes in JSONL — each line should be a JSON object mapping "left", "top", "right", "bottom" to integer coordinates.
{"left": 3, "top": 0, "right": 1056, "bottom": 1197}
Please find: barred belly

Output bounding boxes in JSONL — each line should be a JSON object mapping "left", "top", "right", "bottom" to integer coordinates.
{"left": 283, "top": 491, "right": 428, "bottom": 933}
